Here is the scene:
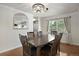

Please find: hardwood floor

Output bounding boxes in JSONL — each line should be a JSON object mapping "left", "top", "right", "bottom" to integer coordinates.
{"left": 0, "top": 43, "right": 79, "bottom": 56}
{"left": 60, "top": 43, "right": 79, "bottom": 56}
{"left": 0, "top": 47, "right": 23, "bottom": 56}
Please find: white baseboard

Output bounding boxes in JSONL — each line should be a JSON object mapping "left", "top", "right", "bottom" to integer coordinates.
{"left": 61, "top": 41, "right": 79, "bottom": 46}
{"left": 0, "top": 45, "right": 22, "bottom": 53}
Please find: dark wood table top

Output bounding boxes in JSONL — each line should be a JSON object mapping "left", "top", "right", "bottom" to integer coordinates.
{"left": 27, "top": 34, "right": 55, "bottom": 47}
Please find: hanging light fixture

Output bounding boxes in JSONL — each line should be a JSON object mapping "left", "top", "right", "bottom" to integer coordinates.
{"left": 32, "top": 3, "right": 48, "bottom": 32}
{"left": 32, "top": 3, "right": 48, "bottom": 13}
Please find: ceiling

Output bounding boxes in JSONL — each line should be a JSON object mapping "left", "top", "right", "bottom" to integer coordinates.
{"left": 1, "top": 3, "right": 79, "bottom": 17}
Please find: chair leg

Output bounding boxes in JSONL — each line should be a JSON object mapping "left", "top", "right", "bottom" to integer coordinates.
{"left": 57, "top": 44, "right": 60, "bottom": 56}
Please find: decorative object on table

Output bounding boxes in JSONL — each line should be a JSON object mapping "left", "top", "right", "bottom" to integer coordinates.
{"left": 13, "top": 13, "right": 28, "bottom": 29}
{"left": 33, "top": 17, "right": 38, "bottom": 32}
{"left": 37, "top": 31, "right": 42, "bottom": 37}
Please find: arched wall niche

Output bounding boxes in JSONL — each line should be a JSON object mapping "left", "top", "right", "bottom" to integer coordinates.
{"left": 13, "top": 13, "right": 29, "bottom": 29}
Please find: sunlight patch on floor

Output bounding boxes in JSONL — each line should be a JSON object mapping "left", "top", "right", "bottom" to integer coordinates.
{"left": 60, "top": 51, "right": 68, "bottom": 56}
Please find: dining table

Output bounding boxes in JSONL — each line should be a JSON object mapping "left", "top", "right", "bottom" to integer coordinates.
{"left": 27, "top": 34, "right": 55, "bottom": 56}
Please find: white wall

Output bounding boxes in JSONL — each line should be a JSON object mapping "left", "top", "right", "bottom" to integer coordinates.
{"left": 0, "top": 4, "right": 79, "bottom": 53}
{"left": 41, "top": 11, "right": 79, "bottom": 45}
{"left": 70, "top": 11, "right": 79, "bottom": 45}
{"left": 60, "top": 11, "right": 79, "bottom": 45}
{"left": 0, "top": 4, "right": 33, "bottom": 53}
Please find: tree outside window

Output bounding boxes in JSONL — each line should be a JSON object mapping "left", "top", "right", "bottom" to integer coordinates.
{"left": 48, "top": 19, "right": 66, "bottom": 34}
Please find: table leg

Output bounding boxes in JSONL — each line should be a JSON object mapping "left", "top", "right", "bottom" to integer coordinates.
{"left": 36, "top": 47, "right": 41, "bottom": 56}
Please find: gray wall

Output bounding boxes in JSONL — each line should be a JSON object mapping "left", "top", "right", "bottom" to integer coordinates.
{"left": 0, "top": 4, "right": 33, "bottom": 53}
{"left": 0, "top": 4, "right": 79, "bottom": 53}
{"left": 40, "top": 19, "right": 48, "bottom": 34}
{"left": 40, "top": 11, "right": 79, "bottom": 45}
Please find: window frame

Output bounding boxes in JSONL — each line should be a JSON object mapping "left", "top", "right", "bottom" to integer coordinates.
{"left": 48, "top": 18, "right": 66, "bottom": 34}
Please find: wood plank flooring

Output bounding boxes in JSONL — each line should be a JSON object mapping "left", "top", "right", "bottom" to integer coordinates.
{"left": 0, "top": 43, "right": 79, "bottom": 56}
{"left": 0, "top": 47, "right": 23, "bottom": 56}
{"left": 59, "top": 43, "right": 79, "bottom": 56}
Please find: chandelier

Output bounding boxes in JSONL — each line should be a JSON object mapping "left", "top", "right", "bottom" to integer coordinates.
{"left": 32, "top": 3, "right": 48, "bottom": 13}
{"left": 32, "top": 3, "right": 48, "bottom": 32}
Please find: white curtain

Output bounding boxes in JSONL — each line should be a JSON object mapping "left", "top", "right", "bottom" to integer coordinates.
{"left": 64, "top": 16, "right": 72, "bottom": 42}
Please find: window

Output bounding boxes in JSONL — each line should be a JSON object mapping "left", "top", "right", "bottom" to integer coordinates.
{"left": 48, "top": 18, "right": 66, "bottom": 34}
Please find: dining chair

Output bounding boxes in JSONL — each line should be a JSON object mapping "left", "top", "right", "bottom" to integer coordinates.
{"left": 51, "top": 31, "right": 57, "bottom": 35}
{"left": 40, "top": 33, "right": 63, "bottom": 56}
{"left": 27, "top": 32, "right": 35, "bottom": 40}
{"left": 19, "top": 34, "right": 28, "bottom": 55}
{"left": 19, "top": 34, "right": 37, "bottom": 56}
{"left": 19, "top": 34, "right": 28, "bottom": 46}
{"left": 57, "top": 33, "right": 63, "bottom": 52}
{"left": 39, "top": 32, "right": 57, "bottom": 56}
{"left": 49, "top": 33, "right": 63, "bottom": 56}
{"left": 40, "top": 44, "right": 51, "bottom": 56}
